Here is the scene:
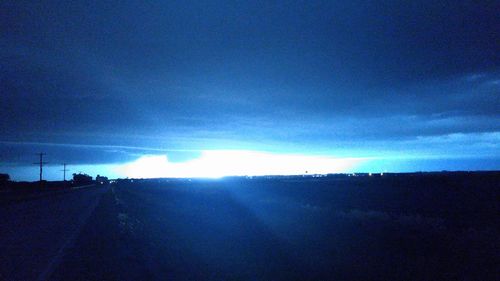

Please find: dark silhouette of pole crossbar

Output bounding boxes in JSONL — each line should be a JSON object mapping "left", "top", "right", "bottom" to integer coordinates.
{"left": 33, "top": 153, "right": 48, "bottom": 183}
{"left": 61, "top": 163, "right": 69, "bottom": 181}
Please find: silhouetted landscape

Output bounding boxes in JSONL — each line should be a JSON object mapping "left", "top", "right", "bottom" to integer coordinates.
{"left": 2, "top": 1, "right": 499, "bottom": 280}
{"left": 1, "top": 172, "right": 498, "bottom": 280}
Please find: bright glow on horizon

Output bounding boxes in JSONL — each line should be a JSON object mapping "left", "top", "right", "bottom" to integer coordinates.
{"left": 114, "top": 150, "right": 367, "bottom": 179}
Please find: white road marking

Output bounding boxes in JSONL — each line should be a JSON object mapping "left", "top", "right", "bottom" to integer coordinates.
{"left": 36, "top": 189, "right": 104, "bottom": 281}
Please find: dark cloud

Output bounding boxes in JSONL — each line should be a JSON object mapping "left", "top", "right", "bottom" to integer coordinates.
{"left": 1, "top": 1, "right": 499, "bottom": 171}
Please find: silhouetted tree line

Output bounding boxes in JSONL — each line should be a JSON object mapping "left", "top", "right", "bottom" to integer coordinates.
{"left": 0, "top": 173, "right": 10, "bottom": 181}
{"left": 72, "top": 173, "right": 93, "bottom": 184}
{"left": 0, "top": 173, "right": 10, "bottom": 188}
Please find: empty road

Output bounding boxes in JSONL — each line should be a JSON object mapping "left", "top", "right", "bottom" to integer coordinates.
{"left": 0, "top": 186, "right": 105, "bottom": 281}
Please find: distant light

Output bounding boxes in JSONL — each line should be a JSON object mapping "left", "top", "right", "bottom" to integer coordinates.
{"left": 115, "top": 150, "right": 367, "bottom": 179}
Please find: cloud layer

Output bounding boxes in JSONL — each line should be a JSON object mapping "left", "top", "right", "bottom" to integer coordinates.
{"left": 1, "top": 1, "right": 499, "bottom": 175}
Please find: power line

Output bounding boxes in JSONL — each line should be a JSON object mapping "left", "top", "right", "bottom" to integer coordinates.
{"left": 33, "top": 153, "right": 48, "bottom": 182}
{"left": 61, "top": 163, "right": 69, "bottom": 181}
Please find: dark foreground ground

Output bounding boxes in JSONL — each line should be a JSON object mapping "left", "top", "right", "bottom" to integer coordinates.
{"left": 1, "top": 172, "right": 499, "bottom": 280}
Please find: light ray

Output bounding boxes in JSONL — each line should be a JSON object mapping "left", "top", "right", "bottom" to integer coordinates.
{"left": 115, "top": 150, "right": 367, "bottom": 178}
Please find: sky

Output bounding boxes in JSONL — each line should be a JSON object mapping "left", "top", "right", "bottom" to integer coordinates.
{"left": 1, "top": 1, "right": 499, "bottom": 180}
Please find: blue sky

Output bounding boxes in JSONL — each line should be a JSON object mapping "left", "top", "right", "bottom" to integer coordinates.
{"left": 1, "top": 1, "right": 499, "bottom": 180}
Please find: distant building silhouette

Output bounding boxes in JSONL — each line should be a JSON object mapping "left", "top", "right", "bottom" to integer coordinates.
{"left": 96, "top": 174, "right": 109, "bottom": 185}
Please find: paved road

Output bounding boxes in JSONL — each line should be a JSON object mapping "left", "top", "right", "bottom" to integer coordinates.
{"left": 0, "top": 186, "right": 106, "bottom": 281}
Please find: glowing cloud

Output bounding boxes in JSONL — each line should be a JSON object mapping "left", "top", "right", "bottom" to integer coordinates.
{"left": 115, "top": 150, "right": 367, "bottom": 178}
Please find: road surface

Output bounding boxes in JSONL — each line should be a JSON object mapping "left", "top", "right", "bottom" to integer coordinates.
{"left": 0, "top": 186, "right": 105, "bottom": 281}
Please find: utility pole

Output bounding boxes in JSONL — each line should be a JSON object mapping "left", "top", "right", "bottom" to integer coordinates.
{"left": 61, "top": 163, "right": 69, "bottom": 181}
{"left": 33, "top": 153, "right": 48, "bottom": 183}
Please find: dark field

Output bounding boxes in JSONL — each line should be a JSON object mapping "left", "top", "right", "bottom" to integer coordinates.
{"left": 2, "top": 173, "right": 499, "bottom": 280}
